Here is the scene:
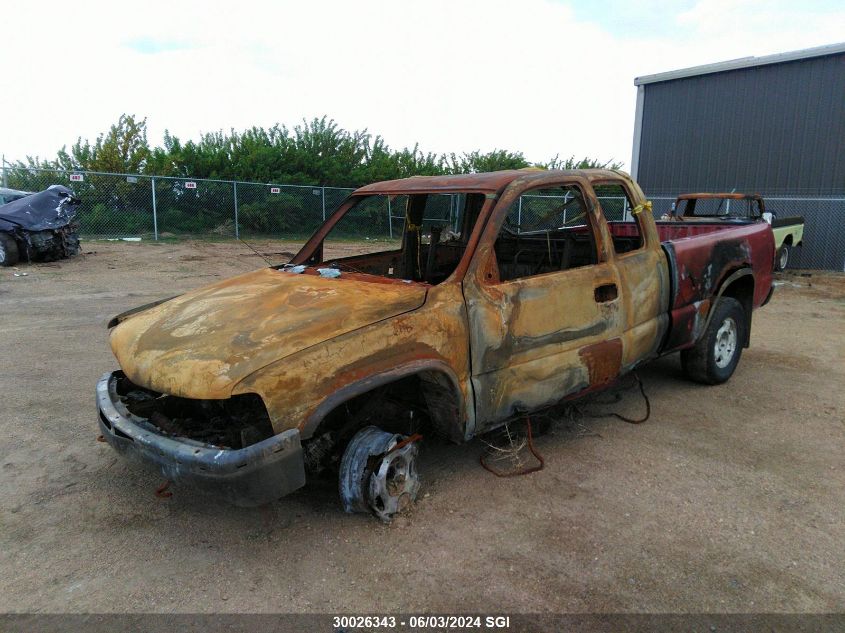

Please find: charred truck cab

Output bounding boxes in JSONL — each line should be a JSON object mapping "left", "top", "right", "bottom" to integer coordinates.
{"left": 97, "top": 169, "right": 775, "bottom": 520}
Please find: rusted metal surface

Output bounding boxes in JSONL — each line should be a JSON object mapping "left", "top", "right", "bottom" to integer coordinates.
{"left": 459, "top": 171, "right": 672, "bottom": 429}
{"left": 104, "top": 168, "right": 775, "bottom": 503}
{"left": 355, "top": 170, "right": 530, "bottom": 195}
{"left": 579, "top": 339, "right": 625, "bottom": 385}
{"left": 233, "top": 280, "right": 474, "bottom": 439}
{"left": 109, "top": 268, "right": 428, "bottom": 401}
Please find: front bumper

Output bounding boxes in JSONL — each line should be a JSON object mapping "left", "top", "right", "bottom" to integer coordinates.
{"left": 96, "top": 371, "right": 306, "bottom": 507}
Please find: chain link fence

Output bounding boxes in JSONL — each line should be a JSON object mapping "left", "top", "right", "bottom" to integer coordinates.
{"left": 0, "top": 166, "right": 355, "bottom": 241}
{"left": 0, "top": 166, "right": 629, "bottom": 241}
{"left": 2, "top": 165, "right": 842, "bottom": 270}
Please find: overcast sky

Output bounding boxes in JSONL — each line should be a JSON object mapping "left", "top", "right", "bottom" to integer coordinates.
{"left": 1, "top": 0, "right": 843, "bottom": 171}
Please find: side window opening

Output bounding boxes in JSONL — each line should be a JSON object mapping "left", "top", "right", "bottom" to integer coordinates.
{"left": 593, "top": 183, "right": 644, "bottom": 254}
{"left": 493, "top": 184, "right": 598, "bottom": 282}
{"left": 306, "top": 192, "right": 484, "bottom": 284}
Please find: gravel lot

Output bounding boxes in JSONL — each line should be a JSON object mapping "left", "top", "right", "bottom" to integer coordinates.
{"left": 1, "top": 240, "right": 843, "bottom": 614}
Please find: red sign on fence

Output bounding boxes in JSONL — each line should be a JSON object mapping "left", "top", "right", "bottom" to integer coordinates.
{"left": 270, "top": 187, "right": 280, "bottom": 194}
{"left": 185, "top": 181, "right": 197, "bottom": 189}
{"left": 70, "top": 174, "right": 84, "bottom": 182}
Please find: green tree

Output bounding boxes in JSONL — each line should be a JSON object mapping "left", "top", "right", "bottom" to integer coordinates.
{"left": 444, "top": 149, "right": 529, "bottom": 173}
{"left": 52, "top": 114, "right": 151, "bottom": 174}
{"left": 538, "top": 154, "right": 624, "bottom": 171}
{"left": 22, "top": 114, "right": 623, "bottom": 186}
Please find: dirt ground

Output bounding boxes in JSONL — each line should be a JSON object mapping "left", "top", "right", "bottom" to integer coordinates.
{"left": 1, "top": 240, "right": 843, "bottom": 614}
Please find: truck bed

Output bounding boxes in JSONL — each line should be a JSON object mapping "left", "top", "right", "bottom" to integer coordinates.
{"left": 610, "top": 220, "right": 775, "bottom": 352}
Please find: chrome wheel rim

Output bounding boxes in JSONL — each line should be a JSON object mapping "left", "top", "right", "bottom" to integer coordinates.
{"left": 779, "top": 247, "right": 788, "bottom": 270}
{"left": 714, "top": 317, "right": 738, "bottom": 369}
{"left": 369, "top": 441, "right": 420, "bottom": 522}
{"left": 339, "top": 426, "right": 420, "bottom": 522}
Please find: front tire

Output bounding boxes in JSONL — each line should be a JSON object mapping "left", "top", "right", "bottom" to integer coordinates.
{"left": 775, "top": 245, "right": 789, "bottom": 271}
{"left": 0, "top": 233, "right": 20, "bottom": 267}
{"left": 681, "top": 297, "right": 746, "bottom": 385}
{"left": 339, "top": 426, "right": 421, "bottom": 522}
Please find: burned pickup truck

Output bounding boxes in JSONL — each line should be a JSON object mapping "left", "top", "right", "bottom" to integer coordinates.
{"left": 97, "top": 169, "right": 775, "bottom": 520}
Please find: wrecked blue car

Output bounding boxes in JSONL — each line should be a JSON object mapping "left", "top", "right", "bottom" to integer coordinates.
{"left": 0, "top": 185, "right": 81, "bottom": 266}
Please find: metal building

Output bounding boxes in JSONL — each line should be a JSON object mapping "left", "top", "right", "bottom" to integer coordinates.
{"left": 631, "top": 42, "right": 845, "bottom": 271}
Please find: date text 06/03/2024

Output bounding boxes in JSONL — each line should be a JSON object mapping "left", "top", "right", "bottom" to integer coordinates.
{"left": 331, "top": 615, "right": 511, "bottom": 629}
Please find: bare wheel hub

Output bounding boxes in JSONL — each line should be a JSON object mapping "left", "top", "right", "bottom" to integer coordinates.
{"left": 714, "top": 316, "right": 738, "bottom": 368}
{"left": 339, "top": 426, "right": 421, "bottom": 522}
{"left": 369, "top": 442, "right": 420, "bottom": 520}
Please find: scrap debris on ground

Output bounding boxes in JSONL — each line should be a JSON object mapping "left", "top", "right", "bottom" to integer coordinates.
{"left": 480, "top": 374, "right": 651, "bottom": 477}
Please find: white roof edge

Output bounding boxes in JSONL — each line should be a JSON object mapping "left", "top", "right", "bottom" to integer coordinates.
{"left": 634, "top": 41, "right": 845, "bottom": 86}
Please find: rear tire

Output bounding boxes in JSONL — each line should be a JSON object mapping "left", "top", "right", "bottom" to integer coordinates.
{"left": 775, "top": 245, "right": 789, "bottom": 271}
{"left": 0, "top": 233, "right": 20, "bottom": 267}
{"left": 681, "top": 297, "right": 746, "bottom": 385}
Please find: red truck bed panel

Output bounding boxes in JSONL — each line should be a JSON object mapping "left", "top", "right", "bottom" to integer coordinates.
{"left": 665, "top": 222, "right": 773, "bottom": 352}
{"left": 609, "top": 220, "right": 775, "bottom": 352}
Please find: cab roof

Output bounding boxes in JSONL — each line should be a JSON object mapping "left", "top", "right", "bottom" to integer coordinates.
{"left": 354, "top": 169, "right": 628, "bottom": 195}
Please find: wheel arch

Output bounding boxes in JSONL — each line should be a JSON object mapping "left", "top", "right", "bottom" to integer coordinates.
{"left": 300, "top": 359, "right": 468, "bottom": 442}
{"left": 702, "top": 268, "right": 755, "bottom": 348}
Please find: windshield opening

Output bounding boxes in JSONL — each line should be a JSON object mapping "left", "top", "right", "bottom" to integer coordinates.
{"left": 295, "top": 192, "right": 486, "bottom": 284}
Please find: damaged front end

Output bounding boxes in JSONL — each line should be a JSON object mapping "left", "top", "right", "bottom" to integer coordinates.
{"left": 96, "top": 371, "right": 306, "bottom": 506}
{"left": 23, "top": 225, "right": 81, "bottom": 261}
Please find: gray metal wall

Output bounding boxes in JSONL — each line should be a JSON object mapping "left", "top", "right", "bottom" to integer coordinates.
{"left": 636, "top": 52, "right": 845, "bottom": 195}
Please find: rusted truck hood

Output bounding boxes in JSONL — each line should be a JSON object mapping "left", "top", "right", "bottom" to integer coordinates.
{"left": 109, "top": 268, "right": 426, "bottom": 399}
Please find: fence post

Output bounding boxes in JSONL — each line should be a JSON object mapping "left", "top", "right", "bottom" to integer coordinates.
{"left": 151, "top": 177, "right": 159, "bottom": 240}
{"left": 517, "top": 196, "right": 522, "bottom": 234}
{"left": 233, "top": 181, "right": 239, "bottom": 239}
{"left": 388, "top": 196, "right": 393, "bottom": 239}
{"left": 321, "top": 187, "right": 326, "bottom": 221}
{"left": 1, "top": 155, "right": 7, "bottom": 187}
